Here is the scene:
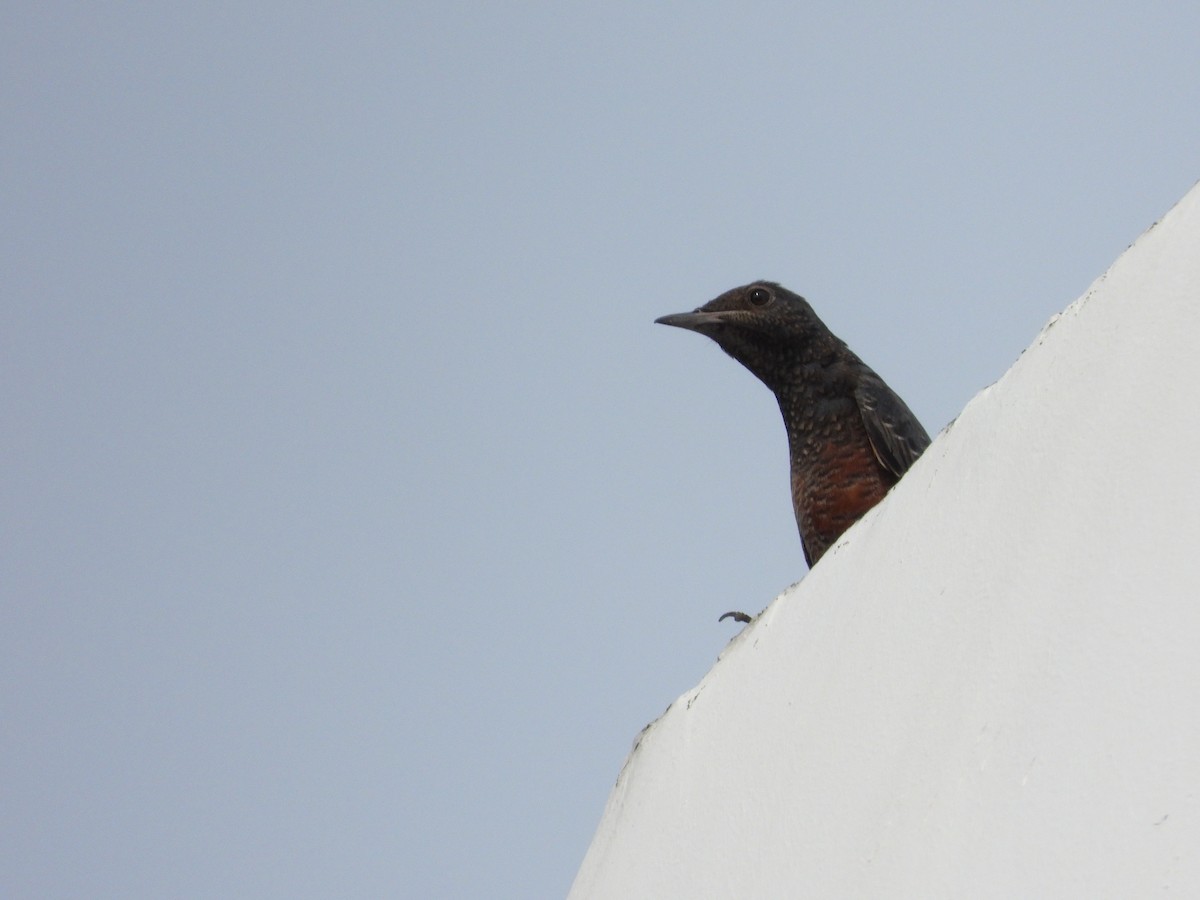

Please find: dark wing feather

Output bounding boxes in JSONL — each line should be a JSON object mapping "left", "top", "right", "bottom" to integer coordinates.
{"left": 854, "top": 371, "right": 931, "bottom": 479}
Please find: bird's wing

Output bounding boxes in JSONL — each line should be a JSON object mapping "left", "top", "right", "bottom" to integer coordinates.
{"left": 854, "top": 372, "right": 932, "bottom": 478}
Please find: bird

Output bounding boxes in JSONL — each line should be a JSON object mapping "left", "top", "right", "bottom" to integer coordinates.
{"left": 655, "top": 281, "right": 931, "bottom": 568}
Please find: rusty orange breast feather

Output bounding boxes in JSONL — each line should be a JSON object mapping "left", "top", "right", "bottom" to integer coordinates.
{"left": 791, "top": 438, "right": 893, "bottom": 557}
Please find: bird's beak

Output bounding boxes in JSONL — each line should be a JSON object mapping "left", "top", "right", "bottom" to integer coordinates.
{"left": 654, "top": 310, "right": 728, "bottom": 332}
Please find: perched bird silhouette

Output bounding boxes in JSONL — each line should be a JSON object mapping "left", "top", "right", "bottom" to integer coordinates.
{"left": 656, "top": 281, "right": 931, "bottom": 567}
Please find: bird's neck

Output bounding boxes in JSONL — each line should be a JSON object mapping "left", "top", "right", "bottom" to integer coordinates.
{"left": 770, "top": 354, "right": 858, "bottom": 461}
{"left": 770, "top": 357, "right": 839, "bottom": 407}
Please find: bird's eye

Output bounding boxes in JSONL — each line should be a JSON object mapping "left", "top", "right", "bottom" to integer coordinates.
{"left": 748, "top": 287, "right": 771, "bottom": 306}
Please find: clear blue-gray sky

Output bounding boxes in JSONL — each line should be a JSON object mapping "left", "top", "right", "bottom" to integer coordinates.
{"left": 4, "top": 4, "right": 1197, "bottom": 897}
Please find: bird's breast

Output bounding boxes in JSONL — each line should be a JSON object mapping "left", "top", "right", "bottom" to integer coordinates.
{"left": 790, "top": 430, "right": 894, "bottom": 563}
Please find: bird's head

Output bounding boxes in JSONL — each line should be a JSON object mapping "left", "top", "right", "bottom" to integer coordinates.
{"left": 655, "top": 281, "right": 832, "bottom": 390}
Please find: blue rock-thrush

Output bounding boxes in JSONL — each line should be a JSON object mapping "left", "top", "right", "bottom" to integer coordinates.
{"left": 656, "top": 281, "right": 931, "bottom": 567}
